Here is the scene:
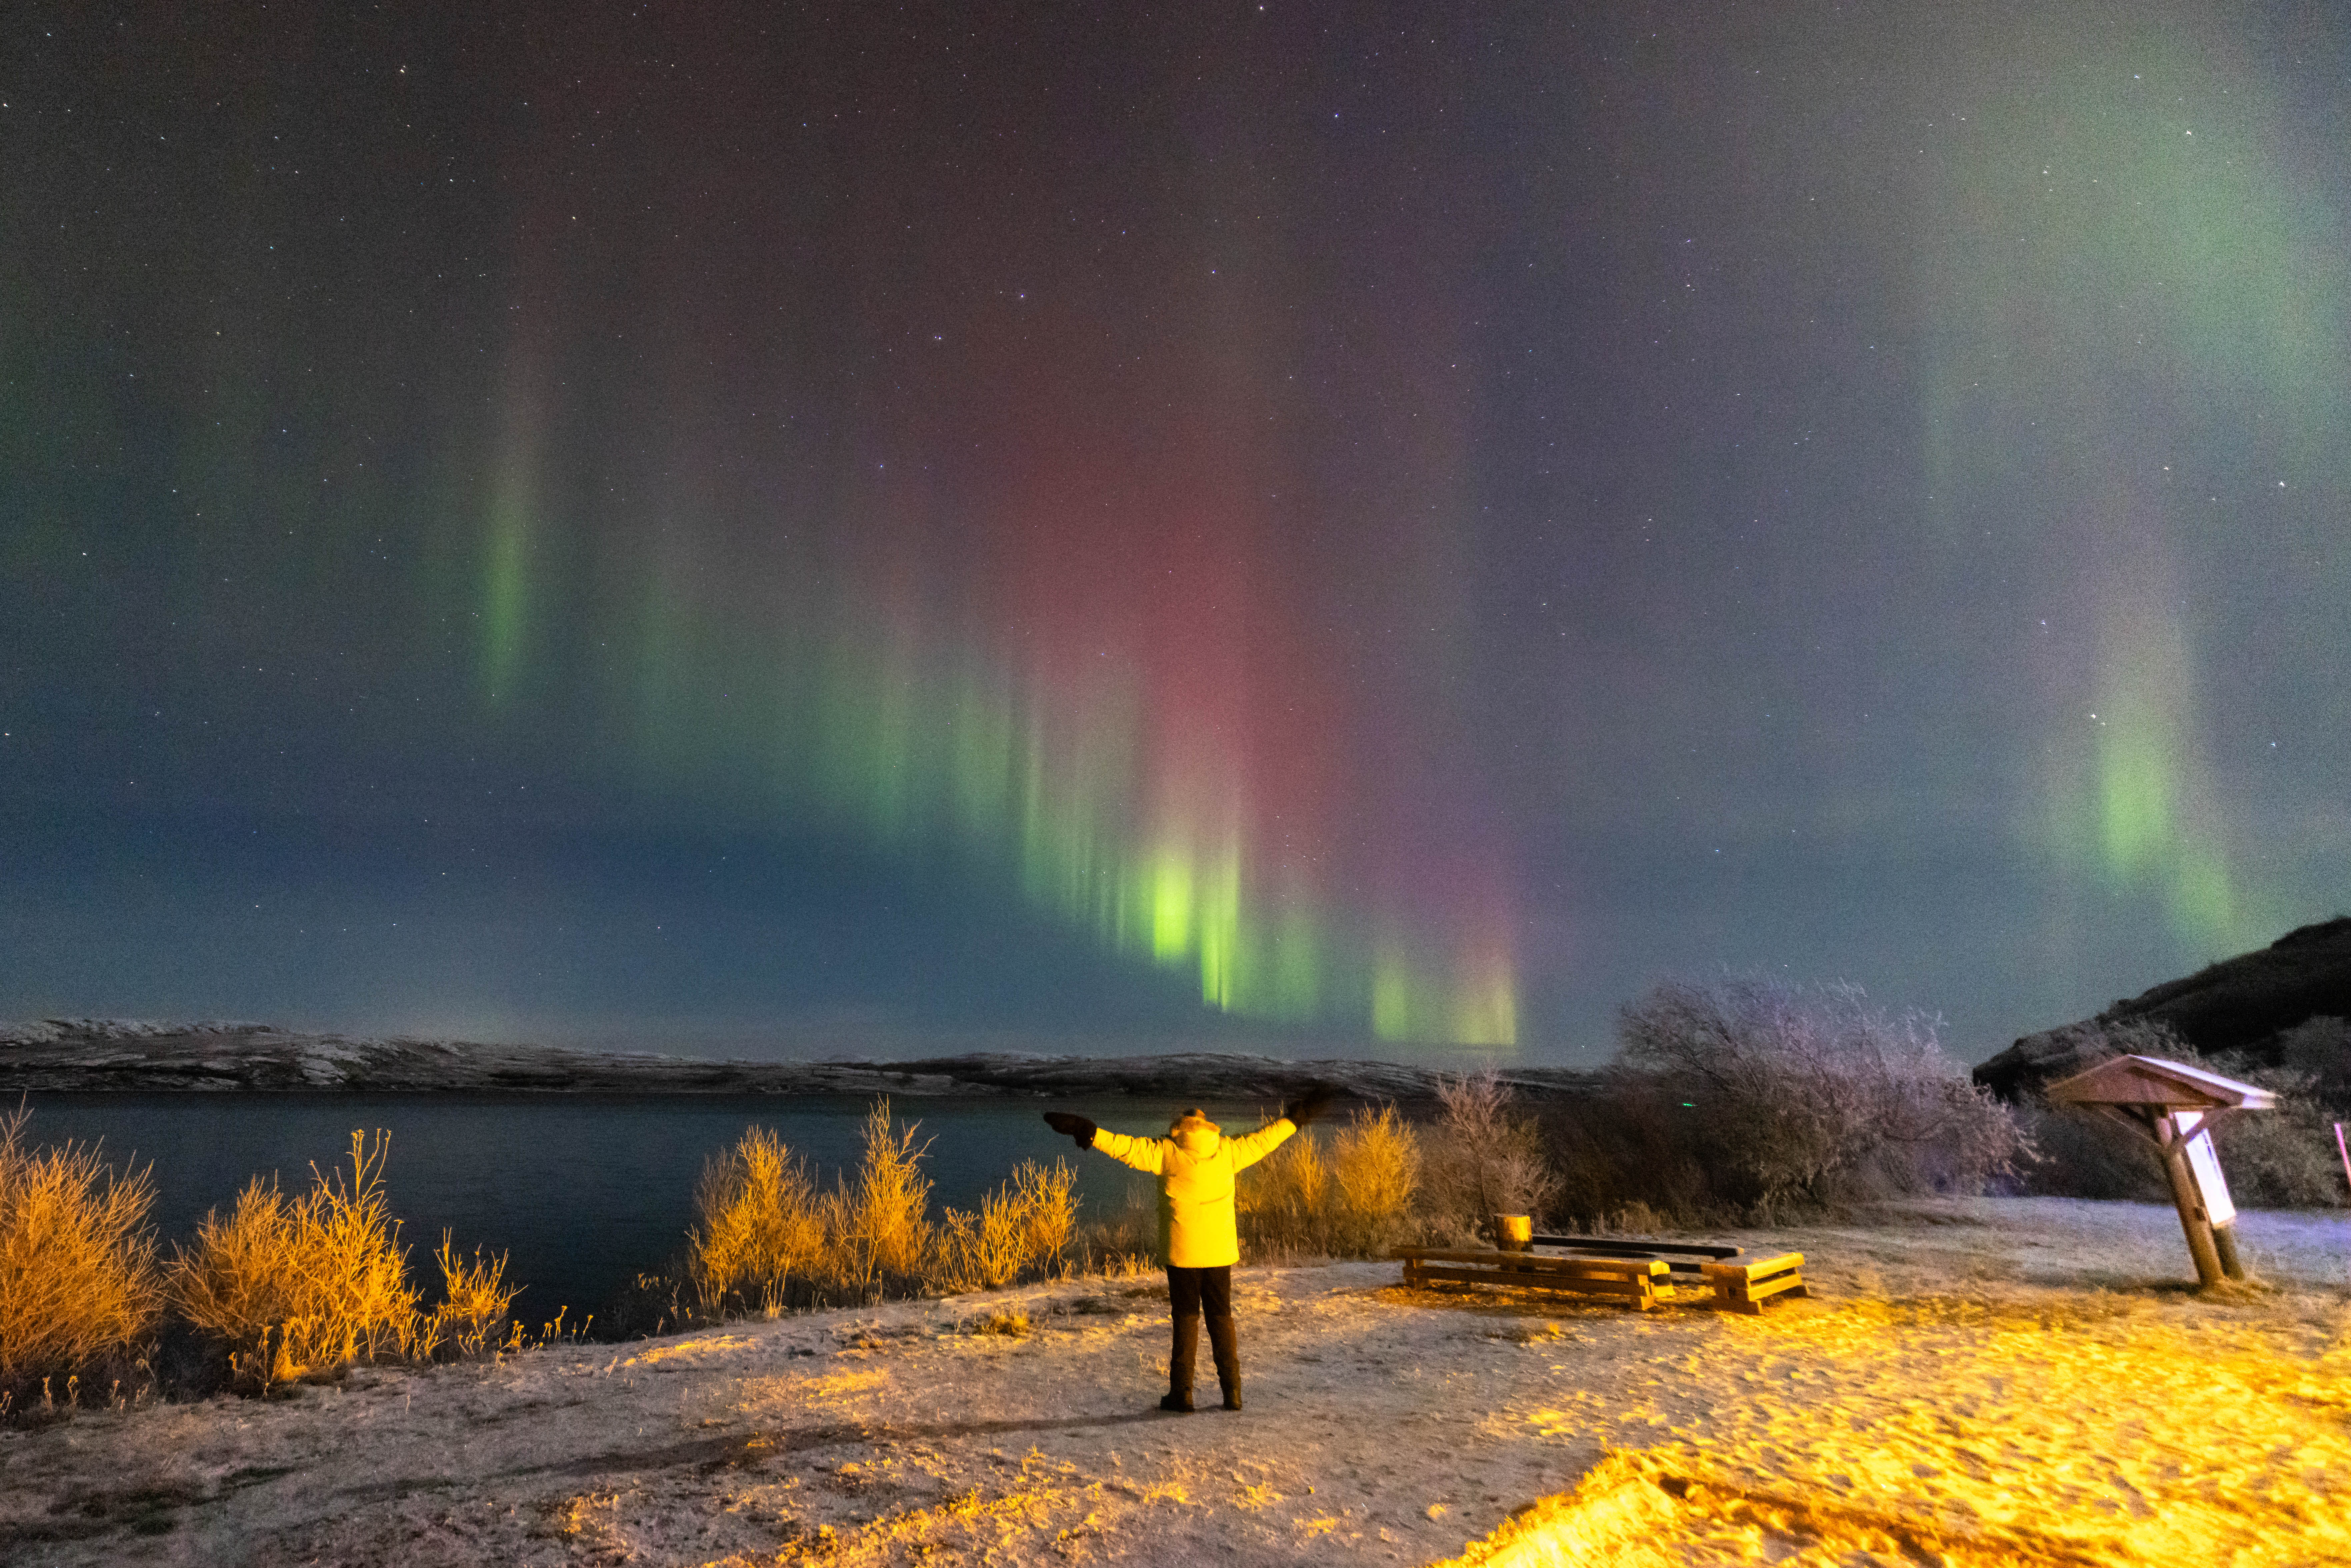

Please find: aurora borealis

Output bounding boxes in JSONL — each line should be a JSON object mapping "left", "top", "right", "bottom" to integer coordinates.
{"left": 5, "top": 3, "right": 2348, "bottom": 1059}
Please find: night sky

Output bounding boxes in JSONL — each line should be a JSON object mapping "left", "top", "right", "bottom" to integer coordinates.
{"left": 6, "top": 3, "right": 2348, "bottom": 1063}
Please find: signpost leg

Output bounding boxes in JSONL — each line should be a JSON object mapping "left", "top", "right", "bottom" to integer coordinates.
{"left": 2158, "top": 1139, "right": 2226, "bottom": 1287}
{"left": 2211, "top": 1222, "right": 2246, "bottom": 1281}
{"left": 2176, "top": 1115, "right": 2247, "bottom": 1282}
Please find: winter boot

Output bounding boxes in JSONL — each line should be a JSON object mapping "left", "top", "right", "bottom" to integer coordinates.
{"left": 1160, "top": 1313, "right": 1199, "bottom": 1412}
{"left": 1207, "top": 1313, "right": 1242, "bottom": 1410}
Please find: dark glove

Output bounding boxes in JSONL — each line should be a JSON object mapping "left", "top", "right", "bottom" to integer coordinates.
{"left": 1278, "top": 1086, "right": 1336, "bottom": 1126}
{"left": 1043, "top": 1111, "right": 1098, "bottom": 1151}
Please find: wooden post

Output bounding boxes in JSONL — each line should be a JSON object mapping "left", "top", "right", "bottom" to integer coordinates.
{"left": 2177, "top": 1113, "right": 2248, "bottom": 1281}
{"left": 2211, "top": 1222, "right": 2246, "bottom": 1281}
{"left": 2154, "top": 1116, "right": 2226, "bottom": 1288}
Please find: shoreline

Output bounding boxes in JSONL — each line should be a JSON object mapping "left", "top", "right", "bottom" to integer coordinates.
{"left": 0, "top": 1019, "right": 1599, "bottom": 1102}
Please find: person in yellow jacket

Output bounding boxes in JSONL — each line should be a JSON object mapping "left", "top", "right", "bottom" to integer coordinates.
{"left": 1045, "top": 1089, "right": 1331, "bottom": 1412}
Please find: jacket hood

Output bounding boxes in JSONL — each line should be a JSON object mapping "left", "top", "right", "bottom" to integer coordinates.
{"left": 1168, "top": 1109, "right": 1222, "bottom": 1154}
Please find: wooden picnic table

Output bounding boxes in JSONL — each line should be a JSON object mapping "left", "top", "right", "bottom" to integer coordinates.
{"left": 1395, "top": 1239, "right": 1807, "bottom": 1314}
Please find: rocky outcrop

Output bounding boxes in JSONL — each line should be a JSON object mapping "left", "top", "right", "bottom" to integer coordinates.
{"left": 0, "top": 1018, "right": 1597, "bottom": 1105}
{"left": 1974, "top": 917, "right": 2351, "bottom": 1100}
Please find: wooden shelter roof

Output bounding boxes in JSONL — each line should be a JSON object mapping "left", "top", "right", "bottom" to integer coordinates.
{"left": 2043, "top": 1054, "right": 2278, "bottom": 1111}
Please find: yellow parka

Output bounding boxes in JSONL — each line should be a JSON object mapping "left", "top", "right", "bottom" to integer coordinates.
{"left": 1092, "top": 1110, "right": 1296, "bottom": 1268}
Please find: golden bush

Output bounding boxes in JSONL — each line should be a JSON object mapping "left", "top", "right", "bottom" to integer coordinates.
{"left": 0, "top": 1106, "right": 163, "bottom": 1401}
{"left": 822, "top": 1099, "right": 935, "bottom": 1299}
{"left": 167, "top": 1130, "right": 422, "bottom": 1390}
{"left": 1010, "top": 1156, "right": 1078, "bottom": 1265}
{"left": 1070, "top": 1182, "right": 1159, "bottom": 1278}
{"left": 1238, "top": 1125, "right": 1332, "bottom": 1255}
{"left": 425, "top": 1234, "right": 519, "bottom": 1358}
{"left": 689, "top": 1125, "right": 826, "bottom": 1312}
{"left": 688, "top": 1107, "right": 1089, "bottom": 1317}
{"left": 1236, "top": 1104, "right": 1425, "bottom": 1258}
{"left": 936, "top": 1158, "right": 1077, "bottom": 1292}
{"left": 1333, "top": 1103, "right": 1423, "bottom": 1249}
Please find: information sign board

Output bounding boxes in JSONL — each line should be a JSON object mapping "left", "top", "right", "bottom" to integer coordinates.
{"left": 2182, "top": 1126, "right": 2236, "bottom": 1227}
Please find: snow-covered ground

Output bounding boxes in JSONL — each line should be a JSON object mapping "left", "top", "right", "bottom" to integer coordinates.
{"left": 4, "top": 1198, "right": 2346, "bottom": 1566}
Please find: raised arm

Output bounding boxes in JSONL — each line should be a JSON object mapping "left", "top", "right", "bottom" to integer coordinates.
{"left": 1091, "top": 1128, "right": 1169, "bottom": 1175}
{"left": 1223, "top": 1117, "right": 1297, "bottom": 1172}
{"left": 1044, "top": 1110, "right": 1168, "bottom": 1174}
{"left": 1226, "top": 1087, "right": 1333, "bottom": 1171}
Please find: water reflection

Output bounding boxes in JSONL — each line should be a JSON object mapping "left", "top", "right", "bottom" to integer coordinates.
{"left": 22, "top": 1094, "right": 1263, "bottom": 1334}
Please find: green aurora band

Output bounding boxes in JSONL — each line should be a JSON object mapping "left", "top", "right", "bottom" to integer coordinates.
{"left": 488, "top": 494, "right": 1518, "bottom": 1047}
{"left": 1918, "top": 16, "right": 2350, "bottom": 952}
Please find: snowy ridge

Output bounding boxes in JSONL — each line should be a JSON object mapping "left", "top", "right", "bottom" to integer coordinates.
{"left": 0, "top": 1019, "right": 1598, "bottom": 1103}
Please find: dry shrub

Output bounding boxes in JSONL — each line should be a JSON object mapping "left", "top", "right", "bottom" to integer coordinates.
{"left": 687, "top": 1105, "right": 1090, "bottom": 1321}
{"left": 1425, "top": 1071, "right": 1562, "bottom": 1239}
{"left": 1611, "top": 977, "right": 2030, "bottom": 1218}
{"left": 1237, "top": 1124, "right": 1332, "bottom": 1256}
{"left": 168, "top": 1131, "right": 422, "bottom": 1390}
{"left": 690, "top": 1126, "right": 825, "bottom": 1313}
{"left": 821, "top": 1099, "right": 935, "bottom": 1299}
{"left": 936, "top": 1158, "right": 1077, "bottom": 1292}
{"left": 1071, "top": 1182, "right": 1159, "bottom": 1277}
{"left": 2276, "top": 1015, "right": 2351, "bottom": 1106}
{"left": 692, "top": 1100, "right": 942, "bottom": 1313}
{"left": 1331, "top": 1103, "right": 1423, "bottom": 1253}
{"left": 426, "top": 1235, "right": 519, "bottom": 1357}
{"left": 1009, "top": 1158, "right": 1078, "bottom": 1263}
{"left": 2023, "top": 1018, "right": 2348, "bottom": 1209}
{"left": 1536, "top": 1082, "right": 1713, "bottom": 1229}
{"left": 1239, "top": 1106, "right": 1427, "bottom": 1258}
{"left": 0, "top": 1106, "right": 163, "bottom": 1409}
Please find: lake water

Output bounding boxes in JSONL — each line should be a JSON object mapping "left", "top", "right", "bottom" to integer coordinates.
{"left": 18, "top": 1093, "right": 1265, "bottom": 1335}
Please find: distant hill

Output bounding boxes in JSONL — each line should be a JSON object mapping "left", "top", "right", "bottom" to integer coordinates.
{"left": 1974, "top": 916, "right": 2351, "bottom": 1100}
{"left": 0, "top": 1017, "right": 1595, "bottom": 1106}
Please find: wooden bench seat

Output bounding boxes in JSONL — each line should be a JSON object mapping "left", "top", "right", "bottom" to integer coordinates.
{"left": 1536, "top": 1233, "right": 1807, "bottom": 1313}
{"left": 1394, "top": 1247, "right": 1673, "bottom": 1310}
{"left": 1700, "top": 1250, "right": 1807, "bottom": 1314}
{"left": 1395, "top": 1242, "right": 1809, "bottom": 1314}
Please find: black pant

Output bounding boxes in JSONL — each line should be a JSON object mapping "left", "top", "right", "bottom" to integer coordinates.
{"left": 1165, "top": 1264, "right": 1232, "bottom": 1319}
{"left": 1163, "top": 1265, "right": 1241, "bottom": 1406}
